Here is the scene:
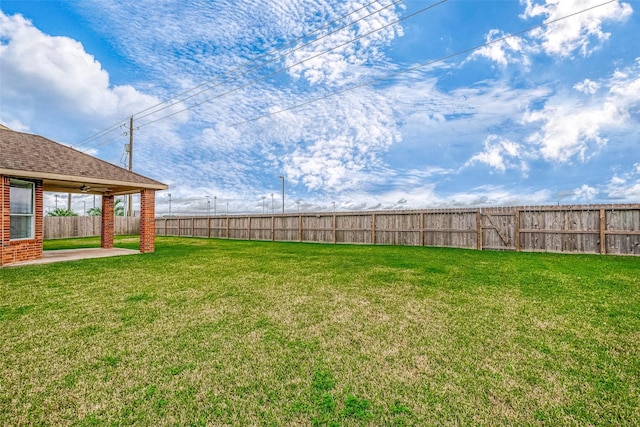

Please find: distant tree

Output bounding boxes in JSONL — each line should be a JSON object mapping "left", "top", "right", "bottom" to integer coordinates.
{"left": 85, "top": 199, "right": 125, "bottom": 216}
{"left": 114, "top": 198, "right": 125, "bottom": 217}
{"left": 48, "top": 208, "right": 78, "bottom": 217}
{"left": 87, "top": 207, "right": 101, "bottom": 216}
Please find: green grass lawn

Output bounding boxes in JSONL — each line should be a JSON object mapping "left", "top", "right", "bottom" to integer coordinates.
{"left": 1, "top": 236, "right": 639, "bottom": 426}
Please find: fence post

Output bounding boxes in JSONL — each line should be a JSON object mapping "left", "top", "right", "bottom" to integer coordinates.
{"left": 248, "top": 216, "right": 251, "bottom": 240}
{"left": 420, "top": 211, "right": 425, "bottom": 246}
{"left": 208, "top": 217, "right": 211, "bottom": 238}
{"left": 514, "top": 210, "right": 521, "bottom": 251}
{"left": 599, "top": 208, "right": 606, "bottom": 255}
{"left": 333, "top": 214, "right": 337, "bottom": 244}
{"left": 476, "top": 210, "right": 483, "bottom": 251}
{"left": 372, "top": 213, "right": 376, "bottom": 245}
{"left": 299, "top": 215, "right": 302, "bottom": 242}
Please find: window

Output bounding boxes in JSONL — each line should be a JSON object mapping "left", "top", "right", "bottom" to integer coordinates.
{"left": 10, "top": 179, "right": 35, "bottom": 240}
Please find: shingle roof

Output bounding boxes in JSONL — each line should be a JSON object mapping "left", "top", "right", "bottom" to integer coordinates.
{"left": 0, "top": 128, "right": 168, "bottom": 195}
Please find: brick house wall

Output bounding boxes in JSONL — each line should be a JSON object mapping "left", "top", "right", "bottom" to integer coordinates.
{"left": 0, "top": 176, "right": 44, "bottom": 266}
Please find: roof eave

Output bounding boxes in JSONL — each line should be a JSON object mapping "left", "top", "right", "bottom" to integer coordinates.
{"left": 0, "top": 168, "right": 169, "bottom": 193}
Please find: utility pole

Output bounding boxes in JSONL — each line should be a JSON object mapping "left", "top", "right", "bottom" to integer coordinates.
{"left": 127, "top": 116, "right": 134, "bottom": 217}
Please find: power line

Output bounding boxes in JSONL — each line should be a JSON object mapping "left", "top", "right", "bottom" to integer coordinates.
{"left": 87, "top": 131, "right": 128, "bottom": 149}
{"left": 75, "top": 0, "right": 401, "bottom": 149}
{"left": 132, "top": 0, "right": 395, "bottom": 120}
{"left": 230, "top": 0, "right": 616, "bottom": 127}
{"left": 132, "top": 0, "right": 403, "bottom": 124}
{"left": 75, "top": 119, "right": 129, "bottom": 148}
{"left": 136, "top": 0, "right": 447, "bottom": 130}
{"left": 79, "top": 0, "right": 612, "bottom": 149}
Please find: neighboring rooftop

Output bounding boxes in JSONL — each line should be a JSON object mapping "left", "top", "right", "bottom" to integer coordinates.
{"left": 0, "top": 127, "right": 167, "bottom": 195}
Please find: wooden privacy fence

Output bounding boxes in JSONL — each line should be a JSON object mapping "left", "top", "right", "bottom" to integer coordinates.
{"left": 154, "top": 204, "right": 640, "bottom": 256}
{"left": 44, "top": 216, "right": 139, "bottom": 239}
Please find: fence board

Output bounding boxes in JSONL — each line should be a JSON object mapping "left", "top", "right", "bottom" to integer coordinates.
{"left": 249, "top": 216, "right": 273, "bottom": 241}
{"left": 605, "top": 208, "right": 640, "bottom": 255}
{"left": 301, "top": 215, "right": 334, "bottom": 243}
{"left": 423, "top": 211, "right": 476, "bottom": 248}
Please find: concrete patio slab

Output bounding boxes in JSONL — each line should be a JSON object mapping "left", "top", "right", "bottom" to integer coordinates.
{"left": 4, "top": 248, "right": 140, "bottom": 267}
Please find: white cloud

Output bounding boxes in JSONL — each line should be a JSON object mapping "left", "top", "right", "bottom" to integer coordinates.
{"left": 200, "top": 125, "right": 241, "bottom": 153}
{"left": 525, "top": 105, "right": 610, "bottom": 162}
{"left": 446, "top": 187, "right": 552, "bottom": 207}
{"left": 466, "top": 135, "right": 529, "bottom": 174}
{"left": 281, "top": 91, "right": 399, "bottom": 192}
{"left": 283, "top": 0, "right": 403, "bottom": 86}
{"left": 314, "top": 183, "right": 554, "bottom": 211}
{"left": 573, "top": 184, "right": 598, "bottom": 200}
{"left": 606, "top": 179, "right": 640, "bottom": 201}
{"left": 0, "top": 10, "right": 175, "bottom": 141}
{"left": 521, "top": 0, "right": 633, "bottom": 57}
{"left": 469, "top": 29, "right": 530, "bottom": 67}
{"left": 524, "top": 61, "right": 640, "bottom": 163}
{"left": 573, "top": 78, "right": 600, "bottom": 94}
{"left": 610, "top": 175, "right": 626, "bottom": 185}
{"left": 472, "top": 1, "right": 633, "bottom": 66}
{"left": 605, "top": 164, "right": 640, "bottom": 201}
{"left": 75, "top": 0, "right": 403, "bottom": 89}
{"left": 47, "top": 0, "right": 407, "bottom": 195}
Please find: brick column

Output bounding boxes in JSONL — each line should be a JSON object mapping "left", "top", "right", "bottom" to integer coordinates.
{"left": 139, "top": 189, "right": 156, "bottom": 253}
{"left": 101, "top": 195, "right": 114, "bottom": 249}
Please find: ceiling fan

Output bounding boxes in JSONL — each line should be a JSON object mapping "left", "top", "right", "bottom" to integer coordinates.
{"left": 79, "top": 183, "right": 112, "bottom": 193}
{"left": 52, "top": 183, "right": 113, "bottom": 193}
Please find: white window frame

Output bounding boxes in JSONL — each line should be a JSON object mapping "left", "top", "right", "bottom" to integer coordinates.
{"left": 9, "top": 179, "right": 35, "bottom": 240}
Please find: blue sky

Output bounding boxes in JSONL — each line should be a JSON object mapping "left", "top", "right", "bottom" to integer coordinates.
{"left": 1, "top": 0, "right": 638, "bottom": 215}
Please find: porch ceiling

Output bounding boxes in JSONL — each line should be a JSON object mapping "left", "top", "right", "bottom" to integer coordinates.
{"left": 39, "top": 175, "right": 163, "bottom": 196}
{"left": 1, "top": 169, "right": 166, "bottom": 195}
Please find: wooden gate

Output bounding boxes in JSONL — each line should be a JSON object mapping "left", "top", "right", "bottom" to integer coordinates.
{"left": 479, "top": 208, "right": 517, "bottom": 251}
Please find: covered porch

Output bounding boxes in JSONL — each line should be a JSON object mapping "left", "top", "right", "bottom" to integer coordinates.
{"left": 42, "top": 177, "right": 161, "bottom": 253}
{"left": 1, "top": 127, "right": 168, "bottom": 266}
